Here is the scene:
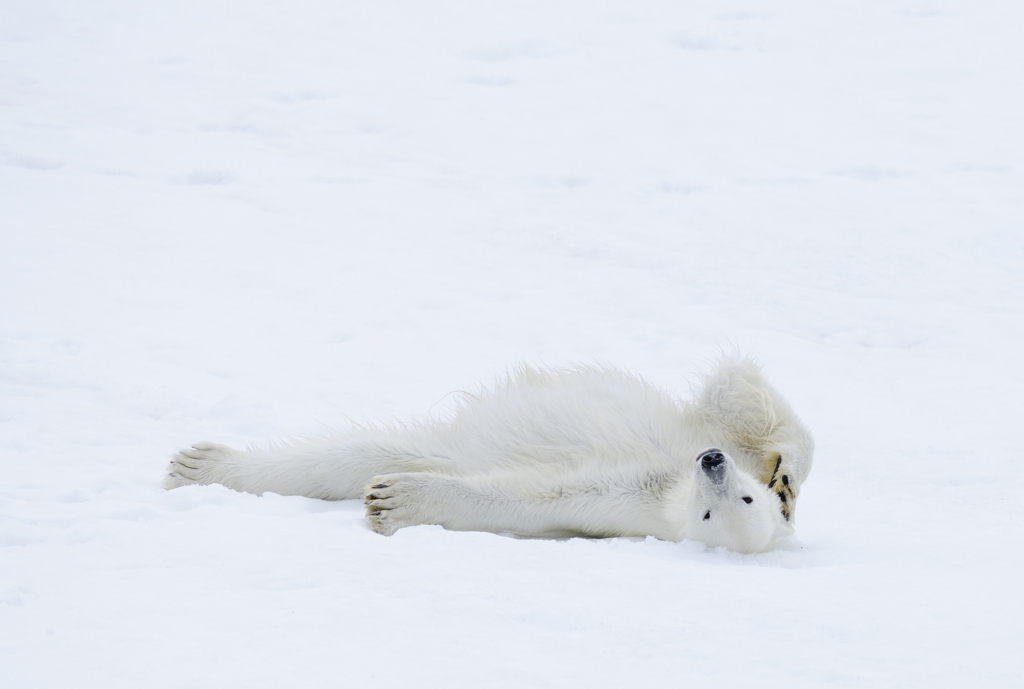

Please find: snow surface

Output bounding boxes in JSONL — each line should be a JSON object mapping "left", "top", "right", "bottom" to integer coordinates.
{"left": 2, "top": 1, "right": 1023, "bottom": 686}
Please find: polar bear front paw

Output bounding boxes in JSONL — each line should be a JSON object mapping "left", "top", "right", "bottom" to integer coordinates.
{"left": 766, "top": 454, "right": 797, "bottom": 522}
{"left": 163, "top": 442, "right": 240, "bottom": 490}
{"left": 363, "top": 473, "right": 432, "bottom": 536}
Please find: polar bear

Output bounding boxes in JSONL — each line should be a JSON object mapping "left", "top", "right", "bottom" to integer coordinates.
{"left": 164, "top": 356, "right": 814, "bottom": 553}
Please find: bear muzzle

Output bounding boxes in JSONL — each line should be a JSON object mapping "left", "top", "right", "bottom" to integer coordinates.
{"left": 698, "top": 449, "right": 727, "bottom": 483}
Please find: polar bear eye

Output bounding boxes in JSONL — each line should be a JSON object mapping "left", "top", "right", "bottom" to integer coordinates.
{"left": 742, "top": 496, "right": 753, "bottom": 504}
{"left": 703, "top": 510, "right": 711, "bottom": 520}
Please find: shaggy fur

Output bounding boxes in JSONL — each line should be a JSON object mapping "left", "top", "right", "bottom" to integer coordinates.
{"left": 164, "top": 356, "right": 814, "bottom": 553}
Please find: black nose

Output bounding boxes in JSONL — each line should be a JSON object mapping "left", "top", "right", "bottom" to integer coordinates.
{"left": 699, "top": 450, "right": 726, "bottom": 483}
{"left": 700, "top": 450, "right": 725, "bottom": 469}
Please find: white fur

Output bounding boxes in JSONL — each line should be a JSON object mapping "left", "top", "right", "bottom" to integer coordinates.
{"left": 165, "top": 356, "right": 814, "bottom": 553}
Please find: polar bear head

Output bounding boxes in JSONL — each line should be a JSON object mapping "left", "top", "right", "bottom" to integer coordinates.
{"left": 685, "top": 448, "right": 794, "bottom": 553}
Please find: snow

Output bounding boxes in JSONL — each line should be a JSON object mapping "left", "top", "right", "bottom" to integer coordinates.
{"left": 2, "top": 0, "right": 1023, "bottom": 686}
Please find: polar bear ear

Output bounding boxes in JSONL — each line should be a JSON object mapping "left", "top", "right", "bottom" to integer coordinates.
{"left": 774, "top": 520, "right": 795, "bottom": 539}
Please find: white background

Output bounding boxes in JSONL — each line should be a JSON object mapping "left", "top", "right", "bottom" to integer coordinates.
{"left": 1, "top": 1, "right": 1022, "bottom": 686}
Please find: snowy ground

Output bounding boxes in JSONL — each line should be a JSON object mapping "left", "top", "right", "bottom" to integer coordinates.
{"left": 2, "top": 1, "right": 1023, "bottom": 686}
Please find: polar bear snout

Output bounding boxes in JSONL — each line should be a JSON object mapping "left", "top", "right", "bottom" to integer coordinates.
{"left": 698, "top": 449, "right": 727, "bottom": 482}
{"left": 699, "top": 449, "right": 725, "bottom": 467}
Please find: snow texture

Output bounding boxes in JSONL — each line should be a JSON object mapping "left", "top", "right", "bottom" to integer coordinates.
{"left": 1, "top": 1, "right": 1022, "bottom": 687}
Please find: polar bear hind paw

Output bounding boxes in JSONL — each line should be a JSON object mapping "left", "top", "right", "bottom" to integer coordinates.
{"left": 163, "top": 442, "right": 238, "bottom": 490}
{"left": 363, "top": 474, "right": 427, "bottom": 536}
